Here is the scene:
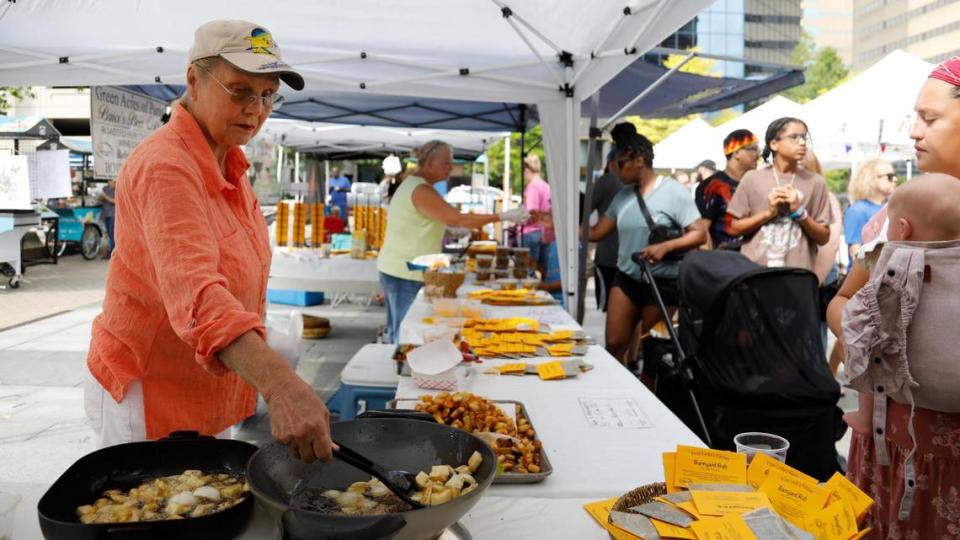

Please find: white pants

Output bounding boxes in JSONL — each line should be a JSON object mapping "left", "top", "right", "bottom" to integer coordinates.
{"left": 83, "top": 369, "right": 230, "bottom": 448}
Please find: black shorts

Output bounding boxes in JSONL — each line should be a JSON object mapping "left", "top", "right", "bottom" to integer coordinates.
{"left": 594, "top": 264, "right": 618, "bottom": 312}
{"left": 612, "top": 270, "right": 679, "bottom": 309}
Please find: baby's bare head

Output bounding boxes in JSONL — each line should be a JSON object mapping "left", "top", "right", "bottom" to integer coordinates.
{"left": 887, "top": 173, "right": 960, "bottom": 241}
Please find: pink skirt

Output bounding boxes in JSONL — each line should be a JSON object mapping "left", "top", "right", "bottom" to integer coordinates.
{"left": 847, "top": 400, "right": 960, "bottom": 538}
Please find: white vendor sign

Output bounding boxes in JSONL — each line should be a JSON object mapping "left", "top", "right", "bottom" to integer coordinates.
{"left": 90, "top": 86, "right": 166, "bottom": 179}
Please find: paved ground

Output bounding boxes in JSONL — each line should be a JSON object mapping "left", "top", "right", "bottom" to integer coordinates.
{"left": 0, "top": 254, "right": 109, "bottom": 331}
{"left": 0, "top": 298, "right": 385, "bottom": 486}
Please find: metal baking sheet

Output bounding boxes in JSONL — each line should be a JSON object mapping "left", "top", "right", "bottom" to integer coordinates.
{"left": 387, "top": 398, "right": 553, "bottom": 484}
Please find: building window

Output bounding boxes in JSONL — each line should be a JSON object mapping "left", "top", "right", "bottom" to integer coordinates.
{"left": 744, "top": 40, "right": 797, "bottom": 49}
{"left": 744, "top": 14, "right": 801, "bottom": 24}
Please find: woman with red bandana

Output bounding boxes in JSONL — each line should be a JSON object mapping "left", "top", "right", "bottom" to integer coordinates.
{"left": 827, "top": 57, "right": 960, "bottom": 538}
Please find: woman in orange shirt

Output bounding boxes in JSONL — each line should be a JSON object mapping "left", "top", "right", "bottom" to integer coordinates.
{"left": 84, "top": 20, "right": 333, "bottom": 463}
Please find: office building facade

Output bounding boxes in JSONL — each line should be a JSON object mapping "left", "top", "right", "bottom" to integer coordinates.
{"left": 647, "top": 0, "right": 802, "bottom": 78}
{"left": 803, "top": 0, "right": 854, "bottom": 66}
{"left": 853, "top": 0, "right": 960, "bottom": 70}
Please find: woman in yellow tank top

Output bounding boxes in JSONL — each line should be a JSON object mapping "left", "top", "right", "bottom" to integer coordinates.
{"left": 377, "top": 140, "right": 528, "bottom": 343}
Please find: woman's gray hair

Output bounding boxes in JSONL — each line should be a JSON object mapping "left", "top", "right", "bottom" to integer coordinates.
{"left": 414, "top": 140, "right": 452, "bottom": 165}
{"left": 181, "top": 57, "right": 223, "bottom": 106}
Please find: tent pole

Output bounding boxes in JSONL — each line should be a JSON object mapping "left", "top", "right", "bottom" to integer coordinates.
{"left": 503, "top": 135, "right": 511, "bottom": 245}
{"left": 493, "top": 2, "right": 565, "bottom": 87}
{"left": 577, "top": 93, "right": 601, "bottom": 323}
{"left": 624, "top": 0, "right": 672, "bottom": 52}
{"left": 489, "top": 0, "right": 564, "bottom": 55}
{"left": 563, "top": 97, "right": 580, "bottom": 317}
{"left": 277, "top": 145, "right": 284, "bottom": 185}
{"left": 517, "top": 104, "right": 527, "bottom": 249}
{"left": 324, "top": 158, "right": 330, "bottom": 208}
{"left": 570, "top": 0, "right": 657, "bottom": 86}
{"left": 601, "top": 52, "right": 696, "bottom": 130}
{"left": 519, "top": 104, "right": 527, "bottom": 204}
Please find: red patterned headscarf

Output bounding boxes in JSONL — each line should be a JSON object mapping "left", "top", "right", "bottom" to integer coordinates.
{"left": 929, "top": 56, "right": 960, "bottom": 86}
{"left": 723, "top": 130, "right": 758, "bottom": 156}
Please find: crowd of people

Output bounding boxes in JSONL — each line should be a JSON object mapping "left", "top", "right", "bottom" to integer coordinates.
{"left": 82, "top": 17, "right": 960, "bottom": 537}
{"left": 583, "top": 57, "right": 960, "bottom": 536}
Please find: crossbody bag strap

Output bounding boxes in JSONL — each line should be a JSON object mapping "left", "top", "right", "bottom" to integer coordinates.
{"left": 634, "top": 187, "right": 658, "bottom": 230}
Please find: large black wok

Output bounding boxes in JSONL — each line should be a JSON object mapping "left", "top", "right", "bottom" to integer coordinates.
{"left": 247, "top": 417, "right": 497, "bottom": 540}
{"left": 38, "top": 432, "right": 257, "bottom": 540}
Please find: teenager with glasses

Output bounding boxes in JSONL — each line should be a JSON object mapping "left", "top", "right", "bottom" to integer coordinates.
{"left": 727, "top": 117, "right": 833, "bottom": 273}
{"left": 843, "top": 158, "right": 897, "bottom": 260}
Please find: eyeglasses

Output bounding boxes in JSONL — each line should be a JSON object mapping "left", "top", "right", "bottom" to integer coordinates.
{"left": 777, "top": 133, "right": 812, "bottom": 145}
{"left": 196, "top": 64, "right": 284, "bottom": 111}
{"left": 878, "top": 173, "right": 897, "bottom": 182}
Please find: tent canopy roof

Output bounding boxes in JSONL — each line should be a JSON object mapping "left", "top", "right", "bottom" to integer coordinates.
{"left": 652, "top": 117, "right": 717, "bottom": 170}
{"left": 256, "top": 119, "right": 505, "bottom": 160}
{"left": 125, "top": 60, "right": 802, "bottom": 132}
{"left": 804, "top": 49, "right": 932, "bottom": 165}
{"left": 591, "top": 60, "right": 804, "bottom": 119}
{"left": 0, "top": 0, "right": 708, "bottom": 106}
{"left": 0, "top": 117, "right": 61, "bottom": 139}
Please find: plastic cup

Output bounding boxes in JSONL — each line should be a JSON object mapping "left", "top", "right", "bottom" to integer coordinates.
{"left": 0, "top": 491, "right": 21, "bottom": 540}
{"left": 734, "top": 432, "right": 789, "bottom": 464}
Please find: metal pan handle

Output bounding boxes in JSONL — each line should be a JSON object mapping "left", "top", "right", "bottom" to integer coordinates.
{"left": 356, "top": 409, "right": 436, "bottom": 423}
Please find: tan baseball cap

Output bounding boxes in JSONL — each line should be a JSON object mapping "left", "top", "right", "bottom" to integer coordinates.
{"left": 188, "top": 20, "right": 304, "bottom": 90}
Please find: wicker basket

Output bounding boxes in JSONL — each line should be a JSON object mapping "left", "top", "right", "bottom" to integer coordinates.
{"left": 607, "top": 482, "right": 668, "bottom": 539}
{"left": 423, "top": 270, "right": 465, "bottom": 299}
{"left": 611, "top": 483, "right": 667, "bottom": 513}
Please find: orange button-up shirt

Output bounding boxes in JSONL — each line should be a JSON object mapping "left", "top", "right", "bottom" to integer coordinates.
{"left": 88, "top": 103, "right": 272, "bottom": 439}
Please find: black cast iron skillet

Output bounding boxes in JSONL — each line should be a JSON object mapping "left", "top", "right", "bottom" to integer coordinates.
{"left": 38, "top": 431, "right": 257, "bottom": 540}
{"left": 247, "top": 414, "right": 497, "bottom": 540}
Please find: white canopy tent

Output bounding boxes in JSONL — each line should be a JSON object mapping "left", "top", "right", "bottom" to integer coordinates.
{"left": 257, "top": 119, "right": 505, "bottom": 159}
{"left": 804, "top": 50, "right": 932, "bottom": 168}
{"left": 0, "top": 0, "right": 713, "bottom": 314}
{"left": 652, "top": 117, "right": 720, "bottom": 170}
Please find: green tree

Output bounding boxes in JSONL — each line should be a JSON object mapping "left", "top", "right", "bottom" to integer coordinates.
{"left": 784, "top": 32, "right": 849, "bottom": 103}
{"left": 484, "top": 124, "right": 545, "bottom": 195}
{"left": 0, "top": 86, "right": 33, "bottom": 114}
{"left": 825, "top": 168, "right": 850, "bottom": 194}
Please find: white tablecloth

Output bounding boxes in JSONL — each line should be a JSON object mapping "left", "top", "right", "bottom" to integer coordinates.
{"left": 268, "top": 249, "right": 381, "bottom": 295}
{"left": 391, "top": 285, "right": 704, "bottom": 538}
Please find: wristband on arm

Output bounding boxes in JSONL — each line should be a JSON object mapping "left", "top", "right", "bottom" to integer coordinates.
{"left": 790, "top": 207, "right": 808, "bottom": 222}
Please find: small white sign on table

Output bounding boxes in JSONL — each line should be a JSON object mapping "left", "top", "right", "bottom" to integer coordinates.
{"left": 0, "top": 154, "right": 31, "bottom": 209}
{"left": 27, "top": 149, "right": 72, "bottom": 199}
{"left": 578, "top": 397, "right": 654, "bottom": 429}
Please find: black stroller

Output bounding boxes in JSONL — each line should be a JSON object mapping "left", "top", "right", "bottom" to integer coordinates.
{"left": 633, "top": 250, "right": 846, "bottom": 481}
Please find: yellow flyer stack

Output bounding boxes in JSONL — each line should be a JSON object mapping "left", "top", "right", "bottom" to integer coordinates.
{"left": 585, "top": 445, "right": 874, "bottom": 539}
